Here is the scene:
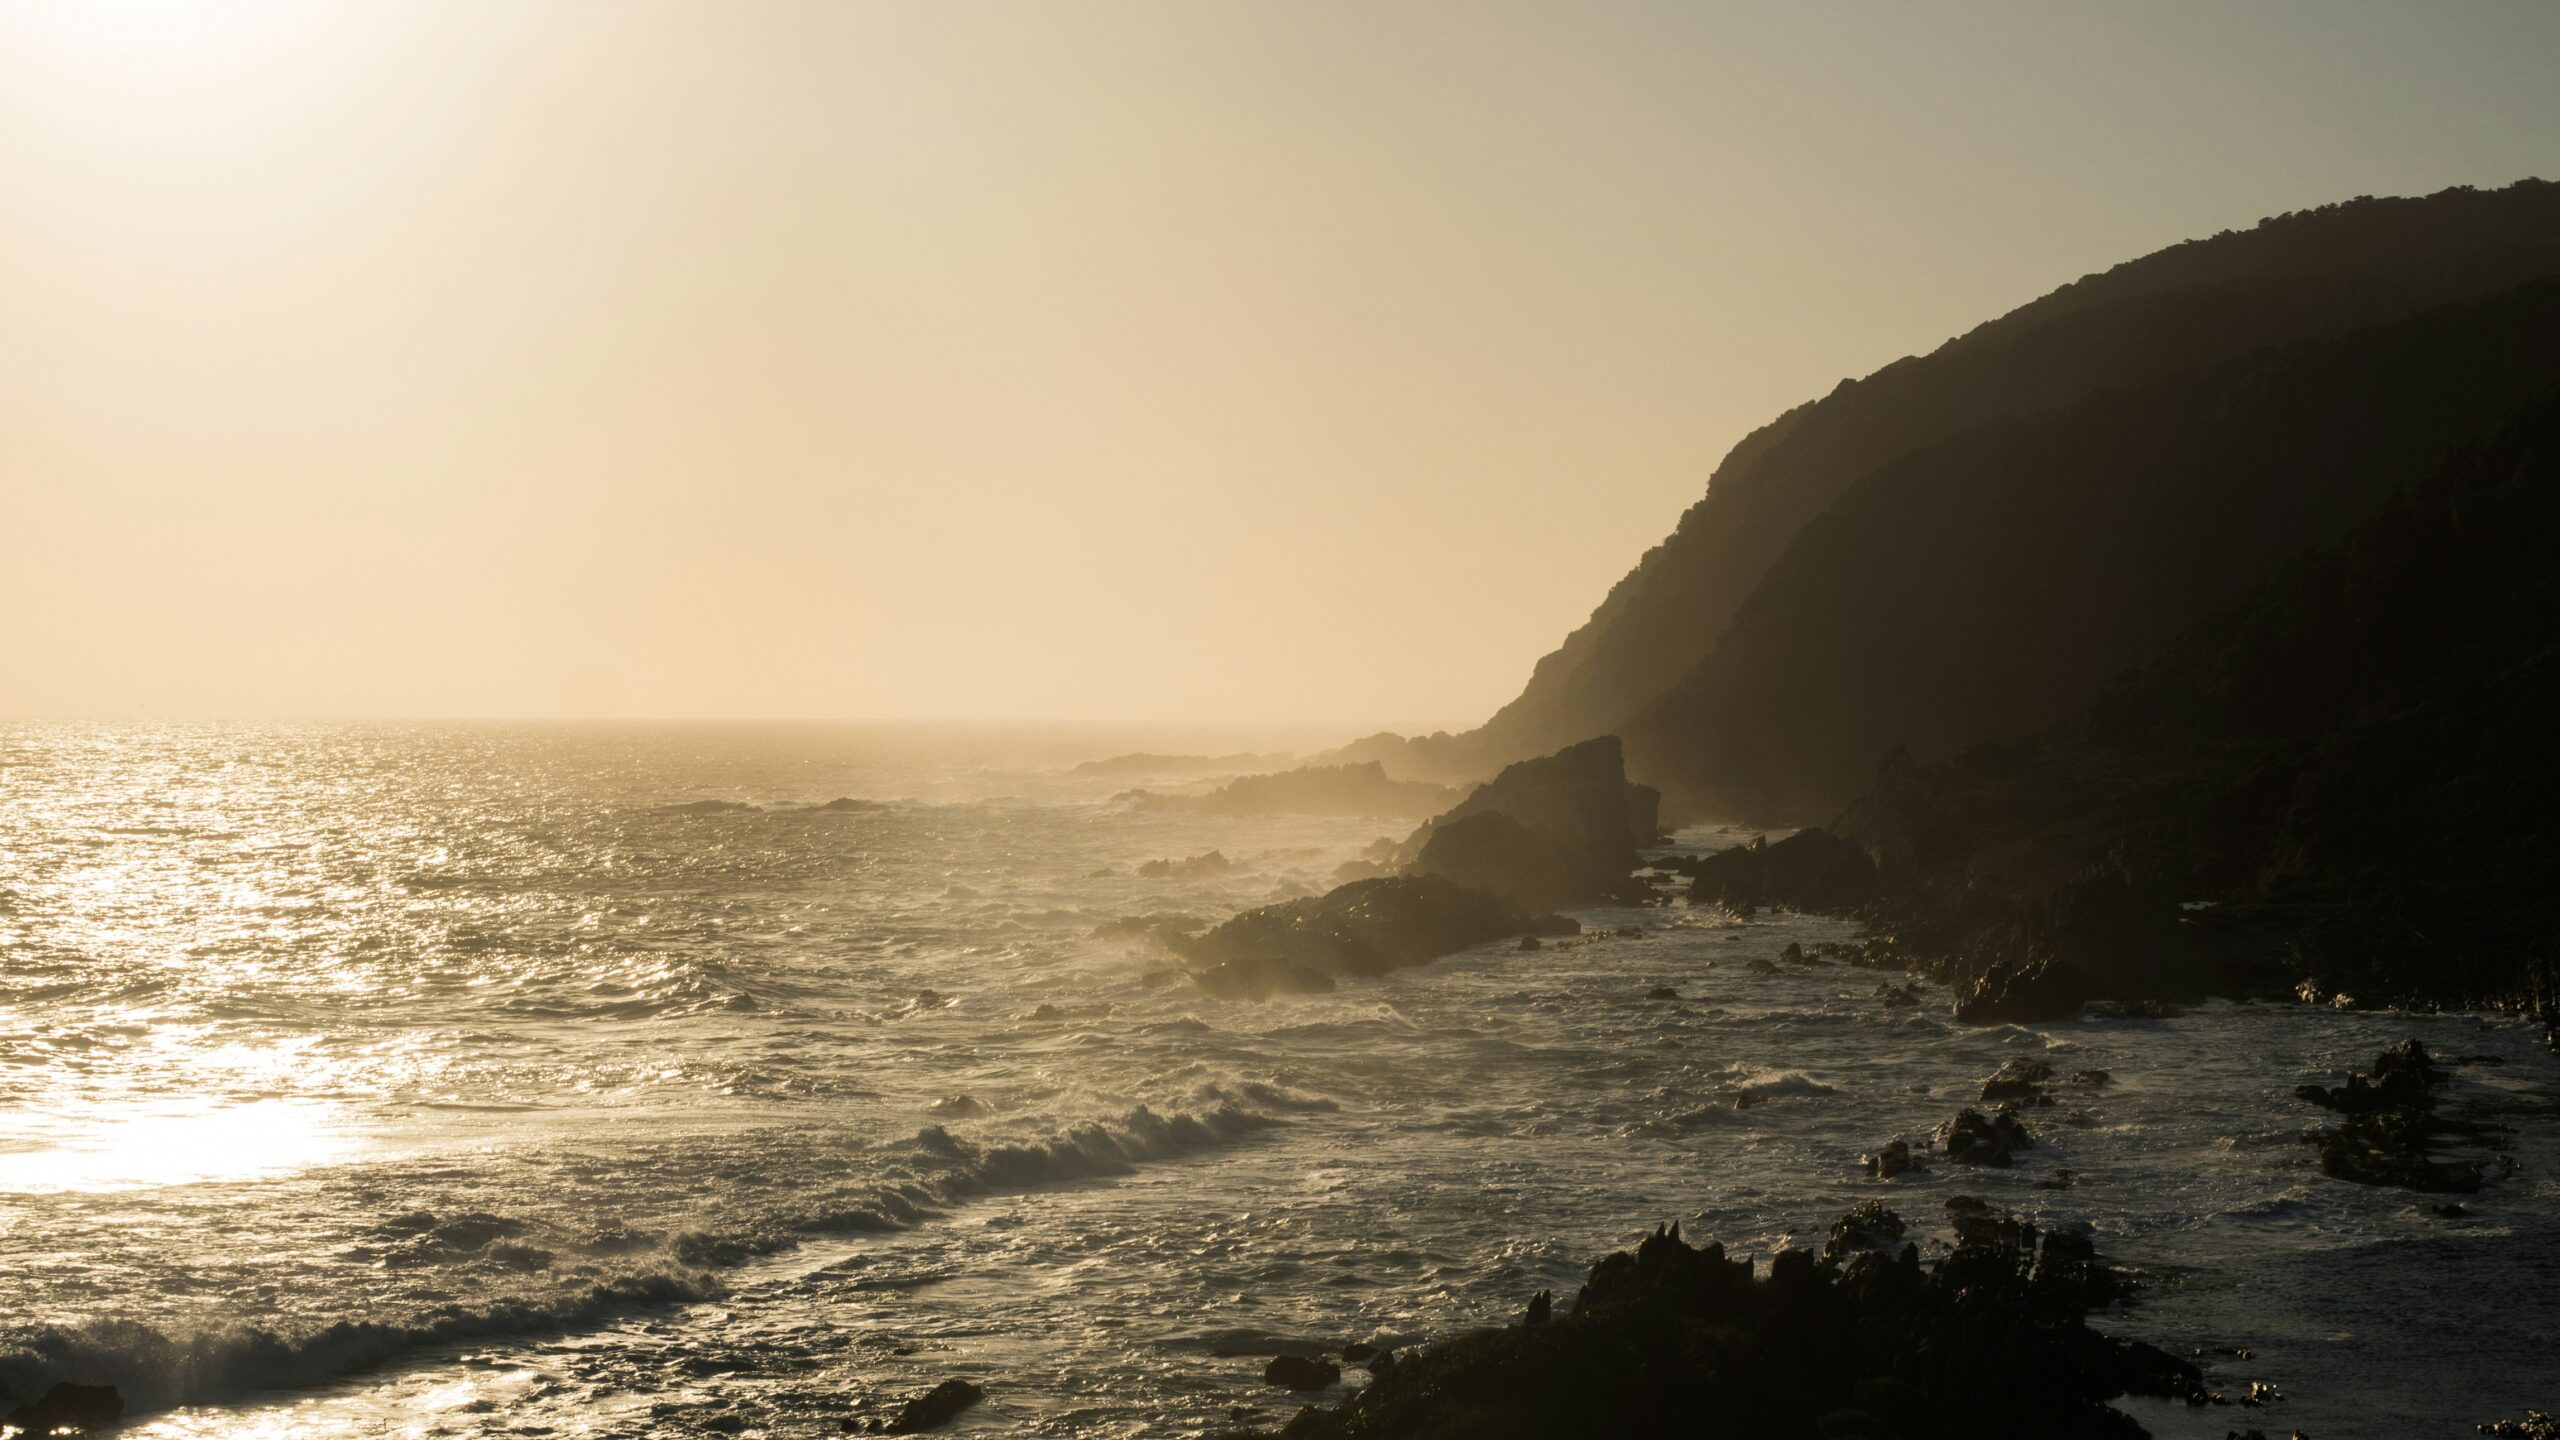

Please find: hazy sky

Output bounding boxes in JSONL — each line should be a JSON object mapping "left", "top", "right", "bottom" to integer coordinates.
{"left": 6, "top": 2, "right": 2556, "bottom": 724}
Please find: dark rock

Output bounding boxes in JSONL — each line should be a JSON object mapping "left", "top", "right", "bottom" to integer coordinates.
{"left": 1954, "top": 954, "right": 2095, "bottom": 1025}
{"left": 1235, "top": 1205, "right": 2201, "bottom": 1439}
{"left": 2299, "top": 1039, "right": 2492, "bottom": 1192}
{"left": 1862, "top": 1139, "right": 1925, "bottom": 1179}
{"left": 1747, "top": 957, "right": 1781, "bottom": 977}
{"left": 1876, "top": 980, "right": 1923, "bottom": 1008}
{"left": 2067, "top": 1069, "right": 2112, "bottom": 1087}
{"left": 1686, "top": 829, "right": 1880, "bottom": 914}
{"left": 1980, "top": 1057, "right": 2056, "bottom": 1105}
{"left": 1644, "top": 985, "right": 1681, "bottom": 1000}
{"left": 1263, "top": 1354, "right": 1342, "bottom": 1391}
{"left": 815, "top": 796, "right": 888, "bottom": 811}
{"left": 1402, "top": 738, "right": 1658, "bottom": 907}
{"left": 3, "top": 1383, "right": 123, "bottom": 1437}
{"left": 1516, "top": 934, "right": 1543, "bottom": 951}
{"left": 885, "top": 1378, "right": 982, "bottom": 1433}
{"left": 1137, "top": 851, "right": 1233, "bottom": 879}
{"left": 1521, "top": 1290, "right": 1552, "bottom": 1326}
{"left": 1939, "top": 1107, "right": 2037, "bottom": 1166}
{"left": 2477, "top": 1410, "right": 2560, "bottom": 1438}
{"left": 1173, "top": 875, "right": 1576, "bottom": 993}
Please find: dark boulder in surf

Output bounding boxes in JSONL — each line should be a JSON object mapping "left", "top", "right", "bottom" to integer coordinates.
{"left": 814, "top": 796, "right": 888, "bottom": 811}
{"left": 884, "top": 1378, "right": 983, "bottom": 1433}
{"left": 1172, "top": 875, "right": 1575, "bottom": 995}
{"left": 1263, "top": 1354, "right": 1343, "bottom": 1392}
{"left": 1979, "top": 1057, "right": 2057, "bottom": 1105}
{"left": 1939, "top": 1107, "right": 2038, "bottom": 1166}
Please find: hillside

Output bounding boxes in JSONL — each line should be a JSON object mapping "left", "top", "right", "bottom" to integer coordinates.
{"left": 1344, "top": 181, "right": 2560, "bottom": 796}
{"left": 1835, "top": 390, "right": 2560, "bottom": 1023}
{"left": 1622, "top": 276, "right": 2560, "bottom": 820}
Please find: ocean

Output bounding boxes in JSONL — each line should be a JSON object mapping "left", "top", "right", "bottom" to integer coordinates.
{"left": 0, "top": 721, "right": 2551, "bottom": 1437}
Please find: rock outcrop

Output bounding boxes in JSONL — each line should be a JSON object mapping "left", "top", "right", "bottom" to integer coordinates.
{"left": 1401, "top": 738, "right": 1659, "bottom": 908}
{"left": 1171, "top": 875, "right": 1576, "bottom": 999}
{"left": 1684, "top": 828, "right": 1879, "bottom": 915}
{"left": 1233, "top": 1202, "right": 2199, "bottom": 1439}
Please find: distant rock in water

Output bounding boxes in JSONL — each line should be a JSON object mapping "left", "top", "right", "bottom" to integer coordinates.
{"left": 1136, "top": 851, "right": 1234, "bottom": 879}
{"left": 1685, "top": 829, "right": 1878, "bottom": 914}
{"left": 1071, "top": 751, "right": 1294, "bottom": 778}
{"left": 812, "top": 796, "right": 888, "bottom": 812}
{"left": 1233, "top": 1203, "right": 2199, "bottom": 1438}
{"left": 1171, "top": 874, "right": 1575, "bottom": 999}
{"left": 1118, "top": 762, "right": 1458, "bottom": 820}
{"left": 1401, "top": 738, "right": 1658, "bottom": 909}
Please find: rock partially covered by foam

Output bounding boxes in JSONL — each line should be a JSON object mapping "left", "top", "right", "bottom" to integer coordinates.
{"left": 1171, "top": 875, "right": 1575, "bottom": 999}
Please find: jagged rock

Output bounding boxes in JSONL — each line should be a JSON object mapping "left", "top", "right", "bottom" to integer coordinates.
{"left": 1862, "top": 1139, "right": 1925, "bottom": 1179}
{"left": 1954, "top": 955, "right": 2095, "bottom": 1025}
{"left": 1522, "top": 1290, "right": 1553, "bottom": 1326}
{"left": 885, "top": 1378, "right": 983, "bottom": 1433}
{"left": 2299, "top": 1039, "right": 2491, "bottom": 1192}
{"left": 1939, "top": 1107, "right": 2037, "bottom": 1166}
{"left": 1235, "top": 1205, "right": 2200, "bottom": 1439}
{"left": 1263, "top": 1354, "right": 1342, "bottom": 1391}
{"left": 1686, "top": 829, "right": 1880, "bottom": 914}
{"left": 1172, "top": 875, "right": 1577, "bottom": 994}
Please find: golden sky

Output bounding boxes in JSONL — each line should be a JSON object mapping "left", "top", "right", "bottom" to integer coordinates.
{"left": 5, "top": 1, "right": 2556, "bottom": 722}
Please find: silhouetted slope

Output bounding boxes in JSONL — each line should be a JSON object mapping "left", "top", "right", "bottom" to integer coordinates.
{"left": 1621, "top": 277, "right": 2560, "bottom": 820}
{"left": 1378, "top": 182, "right": 2560, "bottom": 786}
{"left": 1840, "top": 391, "right": 2560, "bottom": 1022}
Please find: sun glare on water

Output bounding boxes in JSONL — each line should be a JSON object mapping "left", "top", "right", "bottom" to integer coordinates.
{"left": 0, "top": 1096, "right": 361, "bottom": 1193}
